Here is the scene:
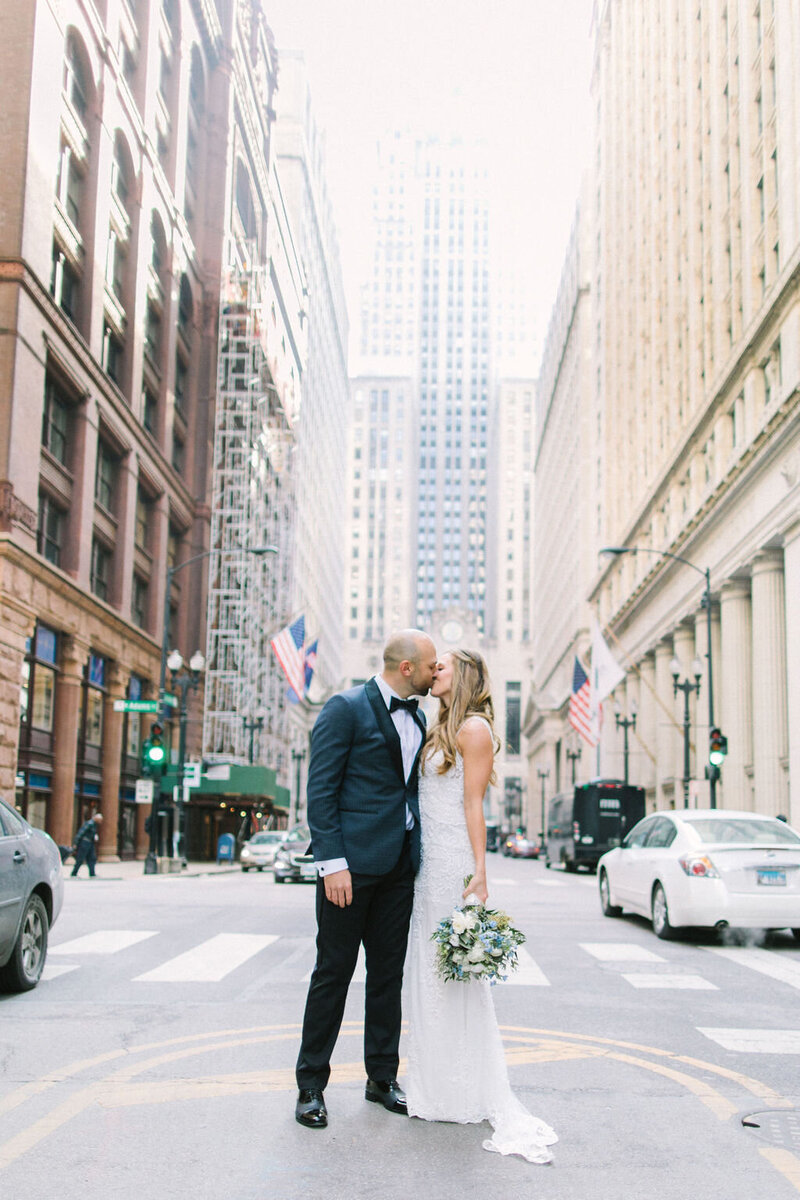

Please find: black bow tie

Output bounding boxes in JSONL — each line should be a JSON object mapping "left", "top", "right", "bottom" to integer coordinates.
{"left": 390, "top": 696, "right": 419, "bottom": 715}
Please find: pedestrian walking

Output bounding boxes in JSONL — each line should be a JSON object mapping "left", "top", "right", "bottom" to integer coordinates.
{"left": 70, "top": 812, "right": 103, "bottom": 877}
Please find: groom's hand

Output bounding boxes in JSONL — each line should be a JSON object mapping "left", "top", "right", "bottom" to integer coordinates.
{"left": 324, "top": 868, "right": 353, "bottom": 907}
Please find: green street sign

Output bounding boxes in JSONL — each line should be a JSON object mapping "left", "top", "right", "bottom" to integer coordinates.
{"left": 113, "top": 700, "right": 160, "bottom": 713}
{"left": 163, "top": 694, "right": 179, "bottom": 709}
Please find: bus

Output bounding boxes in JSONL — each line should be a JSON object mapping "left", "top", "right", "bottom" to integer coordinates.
{"left": 545, "top": 779, "right": 645, "bottom": 873}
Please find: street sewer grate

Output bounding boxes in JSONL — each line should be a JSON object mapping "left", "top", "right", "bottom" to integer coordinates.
{"left": 742, "top": 1110, "right": 800, "bottom": 1150}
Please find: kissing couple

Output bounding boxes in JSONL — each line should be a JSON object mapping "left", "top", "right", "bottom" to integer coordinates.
{"left": 294, "top": 629, "right": 557, "bottom": 1163}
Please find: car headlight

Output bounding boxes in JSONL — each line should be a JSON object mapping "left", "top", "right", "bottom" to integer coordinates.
{"left": 678, "top": 853, "right": 720, "bottom": 878}
{"left": 275, "top": 850, "right": 290, "bottom": 865}
{"left": 241, "top": 848, "right": 252, "bottom": 860}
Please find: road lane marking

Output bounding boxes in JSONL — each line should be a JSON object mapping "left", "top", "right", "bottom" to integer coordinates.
{"left": 705, "top": 946, "right": 800, "bottom": 991}
{"left": 498, "top": 946, "right": 550, "bottom": 986}
{"left": 622, "top": 973, "right": 717, "bottom": 989}
{"left": 697, "top": 1028, "right": 800, "bottom": 1054}
{"left": 50, "top": 930, "right": 157, "bottom": 955}
{"left": 133, "top": 933, "right": 279, "bottom": 982}
{"left": 581, "top": 942, "right": 666, "bottom": 962}
{"left": 759, "top": 1148, "right": 800, "bottom": 1193}
{"left": 40, "top": 963, "right": 80, "bottom": 980}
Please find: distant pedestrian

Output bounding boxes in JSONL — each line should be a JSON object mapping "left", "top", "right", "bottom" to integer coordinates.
{"left": 70, "top": 813, "right": 103, "bottom": 877}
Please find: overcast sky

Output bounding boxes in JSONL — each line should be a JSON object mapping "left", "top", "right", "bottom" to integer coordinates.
{"left": 265, "top": 0, "right": 595, "bottom": 365}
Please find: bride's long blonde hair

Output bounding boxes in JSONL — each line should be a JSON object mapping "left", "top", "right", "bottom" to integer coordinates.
{"left": 421, "top": 648, "right": 500, "bottom": 779}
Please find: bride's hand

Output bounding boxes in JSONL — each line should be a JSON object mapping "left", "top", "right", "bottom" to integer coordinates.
{"left": 463, "top": 873, "right": 488, "bottom": 904}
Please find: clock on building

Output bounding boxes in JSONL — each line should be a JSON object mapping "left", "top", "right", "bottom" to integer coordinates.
{"left": 441, "top": 619, "right": 464, "bottom": 643}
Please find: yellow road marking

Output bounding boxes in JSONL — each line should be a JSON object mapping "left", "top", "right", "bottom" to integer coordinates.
{"left": 759, "top": 1148, "right": 800, "bottom": 1194}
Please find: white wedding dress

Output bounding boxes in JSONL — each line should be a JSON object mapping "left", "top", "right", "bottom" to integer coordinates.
{"left": 405, "top": 727, "right": 558, "bottom": 1164}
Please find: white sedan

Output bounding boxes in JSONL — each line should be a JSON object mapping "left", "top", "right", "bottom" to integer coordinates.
{"left": 597, "top": 809, "right": 800, "bottom": 940}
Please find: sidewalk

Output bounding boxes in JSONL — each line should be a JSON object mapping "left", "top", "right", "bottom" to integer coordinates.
{"left": 62, "top": 857, "right": 242, "bottom": 881}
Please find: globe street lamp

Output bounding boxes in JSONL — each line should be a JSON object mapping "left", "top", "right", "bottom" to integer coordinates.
{"left": 671, "top": 655, "right": 702, "bottom": 809}
{"left": 537, "top": 767, "right": 549, "bottom": 856}
{"left": 243, "top": 710, "right": 266, "bottom": 764}
{"left": 566, "top": 746, "right": 581, "bottom": 785}
{"left": 290, "top": 746, "right": 306, "bottom": 827}
{"left": 600, "top": 546, "right": 717, "bottom": 807}
{"left": 614, "top": 703, "right": 637, "bottom": 786}
{"left": 167, "top": 648, "right": 206, "bottom": 863}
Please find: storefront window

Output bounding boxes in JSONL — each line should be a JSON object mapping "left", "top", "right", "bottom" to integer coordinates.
{"left": 86, "top": 689, "right": 103, "bottom": 745}
{"left": 31, "top": 669, "right": 55, "bottom": 731}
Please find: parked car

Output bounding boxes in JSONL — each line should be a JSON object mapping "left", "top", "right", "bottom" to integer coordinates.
{"left": 502, "top": 833, "right": 540, "bottom": 859}
{"left": 273, "top": 826, "right": 316, "bottom": 884}
{"left": 597, "top": 808, "right": 800, "bottom": 940}
{"left": 546, "top": 779, "right": 645, "bottom": 872}
{"left": 240, "top": 830, "right": 287, "bottom": 872}
{"left": 485, "top": 822, "right": 501, "bottom": 852}
{"left": 0, "top": 797, "right": 64, "bottom": 992}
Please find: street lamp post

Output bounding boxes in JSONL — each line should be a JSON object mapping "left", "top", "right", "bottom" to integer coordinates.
{"left": 600, "top": 545, "right": 717, "bottom": 807}
{"left": 671, "top": 656, "right": 702, "bottom": 809}
{"left": 290, "top": 747, "right": 306, "bottom": 827}
{"left": 168, "top": 649, "right": 206, "bottom": 863}
{"left": 145, "top": 543, "right": 278, "bottom": 873}
{"left": 566, "top": 746, "right": 581, "bottom": 785}
{"left": 242, "top": 712, "right": 265, "bottom": 764}
{"left": 537, "top": 767, "right": 549, "bottom": 854}
{"left": 614, "top": 705, "right": 637, "bottom": 786}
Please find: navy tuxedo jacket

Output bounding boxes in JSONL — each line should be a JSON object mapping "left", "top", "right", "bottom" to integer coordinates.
{"left": 306, "top": 678, "right": 426, "bottom": 875}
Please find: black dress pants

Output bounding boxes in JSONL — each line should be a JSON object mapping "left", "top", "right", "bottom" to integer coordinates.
{"left": 295, "top": 839, "right": 414, "bottom": 1090}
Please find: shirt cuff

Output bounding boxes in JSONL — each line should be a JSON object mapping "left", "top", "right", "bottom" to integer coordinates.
{"left": 315, "top": 857, "right": 349, "bottom": 876}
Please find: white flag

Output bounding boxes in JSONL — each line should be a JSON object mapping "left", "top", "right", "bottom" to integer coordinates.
{"left": 591, "top": 619, "right": 626, "bottom": 702}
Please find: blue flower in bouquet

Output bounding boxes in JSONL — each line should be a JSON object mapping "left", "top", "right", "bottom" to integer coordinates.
{"left": 431, "top": 877, "right": 526, "bottom": 984}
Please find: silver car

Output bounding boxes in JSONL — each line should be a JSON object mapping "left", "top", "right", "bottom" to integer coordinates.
{"left": 0, "top": 797, "right": 64, "bottom": 991}
{"left": 240, "top": 830, "right": 287, "bottom": 872}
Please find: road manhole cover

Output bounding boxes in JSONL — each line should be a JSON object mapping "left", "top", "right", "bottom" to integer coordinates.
{"left": 742, "top": 1110, "right": 800, "bottom": 1150}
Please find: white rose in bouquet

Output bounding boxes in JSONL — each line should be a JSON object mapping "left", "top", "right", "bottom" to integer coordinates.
{"left": 467, "top": 944, "right": 486, "bottom": 963}
{"left": 449, "top": 934, "right": 460, "bottom": 946}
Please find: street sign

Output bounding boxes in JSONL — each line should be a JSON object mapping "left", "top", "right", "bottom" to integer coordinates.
{"left": 114, "top": 700, "right": 160, "bottom": 713}
{"left": 135, "top": 779, "right": 154, "bottom": 805}
{"left": 183, "top": 762, "right": 201, "bottom": 788}
{"left": 163, "top": 693, "right": 178, "bottom": 709}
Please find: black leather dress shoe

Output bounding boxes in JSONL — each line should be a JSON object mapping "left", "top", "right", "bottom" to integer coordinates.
{"left": 365, "top": 1077, "right": 408, "bottom": 1115}
{"left": 295, "top": 1088, "right": 327, "bottom": 1128}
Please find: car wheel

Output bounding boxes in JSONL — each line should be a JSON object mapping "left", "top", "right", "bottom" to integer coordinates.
{"left": 563, "top": 856, "right": 577, "bottom": 873}
{"left": 651, "top": 882, "right": 676, "bottom": 940}
{"left": 544, "top": 858, "right": 551, "bottom": 869}
{"left": 0, "top": 894, "right": 49, "bottom": 993}
{"left": 599, "top": 870, "right": 623, "bottom": 918}
{"left": 792, "top": 929, "right": 800, "bottom": 941}
{"left": 274, "top": 875, "right": 285, "bottom": 884}
{"left": 257, "top": 867, "right": 264, "bottom": 872}
{"left": 242, "top": 866, "right": 250, "bottom": 872}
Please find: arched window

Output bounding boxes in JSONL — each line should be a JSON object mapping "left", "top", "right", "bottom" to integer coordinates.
{"left": 174, "top": 275, "right": 193, "bottom": 423}
{"left": 63, "top": 33, "right": 88, "bottom": 120}
{"left": 178, "top": 275, "right": 193, "bottom": 336}
{"left": 52, "top": 31, "right": 95, "bottom": 328}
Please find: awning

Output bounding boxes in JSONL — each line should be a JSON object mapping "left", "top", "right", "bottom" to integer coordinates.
{"left": 159, "top": 764, "right": 290, "bottom": 810}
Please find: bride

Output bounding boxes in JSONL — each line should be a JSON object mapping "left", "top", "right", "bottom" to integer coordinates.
{"left": 405, "top": 648, "right": 558, "bottom": 1164}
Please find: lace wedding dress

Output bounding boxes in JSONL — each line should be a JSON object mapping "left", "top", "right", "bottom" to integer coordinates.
{"left": 405, "top": 727, "right": 558, "bottom": 1164}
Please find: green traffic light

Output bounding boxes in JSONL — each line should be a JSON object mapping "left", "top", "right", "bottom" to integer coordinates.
{"left": 146, "top": 743, "right": 166, "bottom": 765}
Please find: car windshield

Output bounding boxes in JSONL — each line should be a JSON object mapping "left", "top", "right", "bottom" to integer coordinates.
{"left": 689, "top": 818, "right": 800, "bottom": 846}
{"left": 285, "top": 827, "right": 309, "bottom": 843}
{"left": 249, "top": 832, "right": 284, "bottom": 845}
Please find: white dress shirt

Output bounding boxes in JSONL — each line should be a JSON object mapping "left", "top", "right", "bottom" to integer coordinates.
{"left": 316, "top": 675, "right": 422, "bottom": 877}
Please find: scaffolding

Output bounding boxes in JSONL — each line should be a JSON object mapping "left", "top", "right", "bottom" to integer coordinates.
{"left": 203, "top": 239, "right": 298, "bottom": 782}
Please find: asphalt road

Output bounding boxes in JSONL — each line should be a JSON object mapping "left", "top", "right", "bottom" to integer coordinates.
{"left": 2, "top": 857, "right": 800, "bottom": 1200}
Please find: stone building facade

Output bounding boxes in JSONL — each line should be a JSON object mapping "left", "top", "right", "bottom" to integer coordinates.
{"left": 0, "top": 0, "right": 290, "bottom": 857}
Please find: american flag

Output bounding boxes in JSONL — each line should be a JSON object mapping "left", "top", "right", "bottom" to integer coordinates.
{"left": 304, "top": 640, "right": 318, "bottom": 692}
{"left": 270, "top": 615, "right": 305, "bottom": 700}
{"left": 568, "top": 656, "right": 597, "bottom": 746}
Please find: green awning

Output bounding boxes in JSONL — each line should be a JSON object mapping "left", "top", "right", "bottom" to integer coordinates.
{"left": 159, "top": 764, "right": 289, "bottom": 809}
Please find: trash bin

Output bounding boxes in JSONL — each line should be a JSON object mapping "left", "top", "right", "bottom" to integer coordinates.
{"left": 217, "top": 833, "right": 235, "bottom": 864}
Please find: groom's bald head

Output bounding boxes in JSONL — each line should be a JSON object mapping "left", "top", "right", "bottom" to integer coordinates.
{"left": 382, "top": 629, "right": 438, "bottom": 698}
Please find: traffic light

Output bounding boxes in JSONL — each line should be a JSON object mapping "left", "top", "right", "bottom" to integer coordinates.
{"left": 141, "top": 722, "right": 166, "bottom": 777}
{"left": 708, "top": 727, "right": 728, "bottom": 768}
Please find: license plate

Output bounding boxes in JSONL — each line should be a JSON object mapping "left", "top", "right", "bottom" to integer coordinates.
{"left": 757, "top": 869, "right": 786, "bottom": 886}
{"left": 300, "top": 863, "right": 317, "bottom": 878}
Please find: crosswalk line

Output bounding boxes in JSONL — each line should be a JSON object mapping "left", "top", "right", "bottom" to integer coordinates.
{"left": 500, "top": 946, "right": 550, "bottom": 986}
{"left": 581, "top": 942, "right": 666, "bottom": 963}
{"left": 622, "top": 973, "right": 717, "bottom": 990}
{"left": 133, "top": 934, "right": 279, "bottom": 983}
{"left": 41, "top": 963, "right": 80, "bottom": 980}
{"left": 705, "top": 946, "right": 800, "bottom": 992}
{"left": 50, "top": 930, "right": 157, "bottom": 955}
{"left": 697, "top": 1028, "right": 800, "bottom": 1054}
{"left": 531, "top": 879, "right": 566, "bottom": 888}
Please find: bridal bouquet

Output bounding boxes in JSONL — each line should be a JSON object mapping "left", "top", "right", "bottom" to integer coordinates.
{"left": 431, "top": 879, "right": 526, "bottom": 984}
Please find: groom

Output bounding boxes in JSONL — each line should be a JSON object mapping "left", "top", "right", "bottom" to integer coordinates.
{"left": 295, "top": 629, "right": 438, "bottom": 1129}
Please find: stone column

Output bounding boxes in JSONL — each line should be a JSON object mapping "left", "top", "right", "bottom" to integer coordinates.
{"left": 719, "top": 579, "right": 753, "bottom": 810}
{"left": 784, "top": 524, "right": 800, "bottom": 828}
{"left": 98, "top": 661, "right": 128, "bottom": 861}
{"left": 51, "top": 635, "right": 90, "bottom": 846}
{"left": 751, "top": 550, "right": 789, "bottom": 818}
{"left": 637, "top": 653, "right": 657, "bottom": 798}
{"left": 654, "top": 639, "right": 677, "bottom": 809}
{"left": 0, "top": 591, "right": 36, "bottom": 805}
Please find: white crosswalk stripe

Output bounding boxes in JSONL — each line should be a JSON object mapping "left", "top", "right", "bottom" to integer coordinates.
{"left": 697, "top": 1028, "right": 800, "bottom": 1054}
{"left": 134, "top": 933, "right": 279, "bottom": 982}
{"left": 40, "top": 962, "right": 80, "bottom": 980}
{"left": 499, "top": 946, "right": 550, "bottom": 986}
{"left": 580, "top": 942, "right": 666, "bottom": 962}
{"left": 622, "top": 973, "right": 717, "bottom": 990}
{"left": 50, "top": 930, "right": 157, "bottom": 955}
{"left": 704, "top": 945, "right": 800, "bottom": 992}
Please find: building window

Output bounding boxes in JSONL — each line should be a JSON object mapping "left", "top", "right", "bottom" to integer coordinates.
{"left": 90, "top": 538, "right": 112, "bottom": 601}
{"left": 41, "top": 376, "right": 70, "bottom": 465}
{"left": 132, "top": 573, "right": 148, "bottom": 628}
{"left": 20, "top": 623, "right": 58, "bottom": 736}
{"left": 134, "top": 490, "right": 150, "bottom": 550}
{"left": 174, "top": 353, "right": 188, "bottom": 418}
{"left": 95, "top": 441, "right": 117, "bottom": 512}
{"left": 171, "top": 432, "right": 185, "bottom": 474}
{"left": 37, "top": 493, "right": 64, "bottom": 566}
{"left": 102, "top": 323, "right": 124, "bottom": 383}
{"left": 143, "top": 386, "right": 158, "bottom": 434}
{"left": 505, "top": 681, "right": 521, "bottom": 756}
{"left": 50, "top": 246, "right": 80, "bottom": 321}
